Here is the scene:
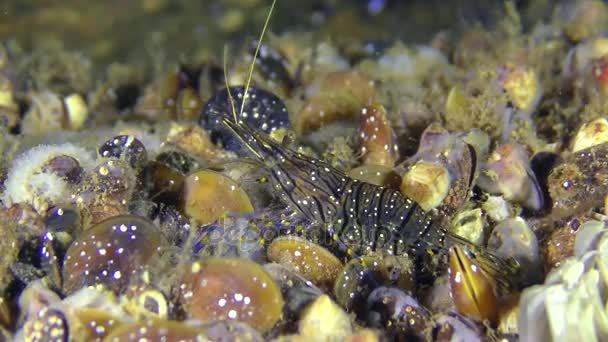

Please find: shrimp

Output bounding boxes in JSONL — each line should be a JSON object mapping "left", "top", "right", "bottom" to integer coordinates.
{"left": 214, "top": 0, "right": 519, "bottom": 290}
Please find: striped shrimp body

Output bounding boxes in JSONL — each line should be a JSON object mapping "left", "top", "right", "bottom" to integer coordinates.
{"left": 222, "top": 118, "right": 446, "bottom": 258}
{"left": 222, "top": 117, "right": 520, "bottom": 290}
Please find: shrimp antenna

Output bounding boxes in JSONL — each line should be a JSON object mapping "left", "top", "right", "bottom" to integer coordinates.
{"left": 240, "top": 0, "right": 277, "bottom": 117}
{"left": 223, "top": 45, "right": 239, "bottom": 123}
{"left": 221, "top": 0, "right": 276, "bottom": 159}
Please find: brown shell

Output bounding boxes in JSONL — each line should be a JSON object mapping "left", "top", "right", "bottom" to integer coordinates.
{"left": 267, "top": 236, "right": 343, "bottom": 290}
{"left": 62, "top": 215, "right": 161, "bottom": 295}
{"left": 178, "top": 258, "right": 284, "bottom": 333}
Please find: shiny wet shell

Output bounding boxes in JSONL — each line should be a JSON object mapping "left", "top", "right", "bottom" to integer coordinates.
{"left": 177, "top": 257, "right": 284, "bottom": 333}
{"left": 62, "top": 215, "right": 161, "bottom": 294}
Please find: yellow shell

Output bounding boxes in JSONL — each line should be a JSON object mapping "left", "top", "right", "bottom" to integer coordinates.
{"left": 448, "top": 246, "right": 497, "bottom": 322}
{"left": 181, "top": 170, "right": 254, "bottom": 225}
{"left": 267, "top": 236, "right": 343, "bottom": 289}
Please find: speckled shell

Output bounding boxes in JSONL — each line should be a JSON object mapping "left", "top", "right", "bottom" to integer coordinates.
{"left": 267, "top": 236, "right": 342, "bottom": 290}
{"left": 62, "top": 215, "right": 161, "bottom": 295}
{"left": 199, "top": 85, "right": 291, "bottom": 153}
{"left": 177, "top": 257, "right": 284, "bottom": 333}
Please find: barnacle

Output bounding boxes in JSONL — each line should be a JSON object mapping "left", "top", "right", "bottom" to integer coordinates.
{"left": 399, "top": 124, "right": 477, "bottom": 215}
{"left": 519, "top": 220, "right": 608, "bottom": 341}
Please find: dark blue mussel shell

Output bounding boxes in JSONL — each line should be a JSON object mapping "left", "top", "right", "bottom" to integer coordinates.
{"left": 198, "top": 85, "right": 291, "bottom": 154}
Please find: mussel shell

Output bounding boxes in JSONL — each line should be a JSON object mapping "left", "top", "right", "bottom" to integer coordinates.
{"left": 264, "top": 263, "right": 323, "bottom": 325}
{"left": 199, "top": 85, "right": 291, "bottom": 153}
{"left": 140, "top": 161, "right": 185, "bottom": 206}
{"left": 178, "top": 257, "right": 284, "bottom": 333}
{"left": 249, "top": 40, "right": 295, "bottom": 95}
{"left": 334, "top": 255, "right": 414, "bottom": 316}
{"left": 365, "top": 286, "right": 431, "bottom": 341}
{"left": 44, "top": 207, "right": 80, "bottom": 233}
{"left": 41, "top": 154, "right": 82, "bottom": 184}
{"left": 267, "top": 236, "right": 342, "bottom": 290}
{"left": 98, "top": 135, "right": 147, "bottom": 170}
{"left": 447, "top": 246, "right": 498, "bottom": 322}
{"left": 156, "top": 150, "right": 204, "bottom": 175}
{"left": 103, "top": 319, "right": 205, "bottom": 341}
{"left": 62, "top": 215, "right": 161, "bottom": 295}
{"left": 180, "top": 169, "right": 254, "bottom": 225}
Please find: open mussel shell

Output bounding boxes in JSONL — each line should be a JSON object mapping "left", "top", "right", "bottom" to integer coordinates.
{"left": 62, "top": 215, "right": 161, "bottom": 295}
{"left": 267, "top": 236, "right": 342, "bottom": 290}
{"left": 177, "top": 257, "right": 284, "bottom": 333}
